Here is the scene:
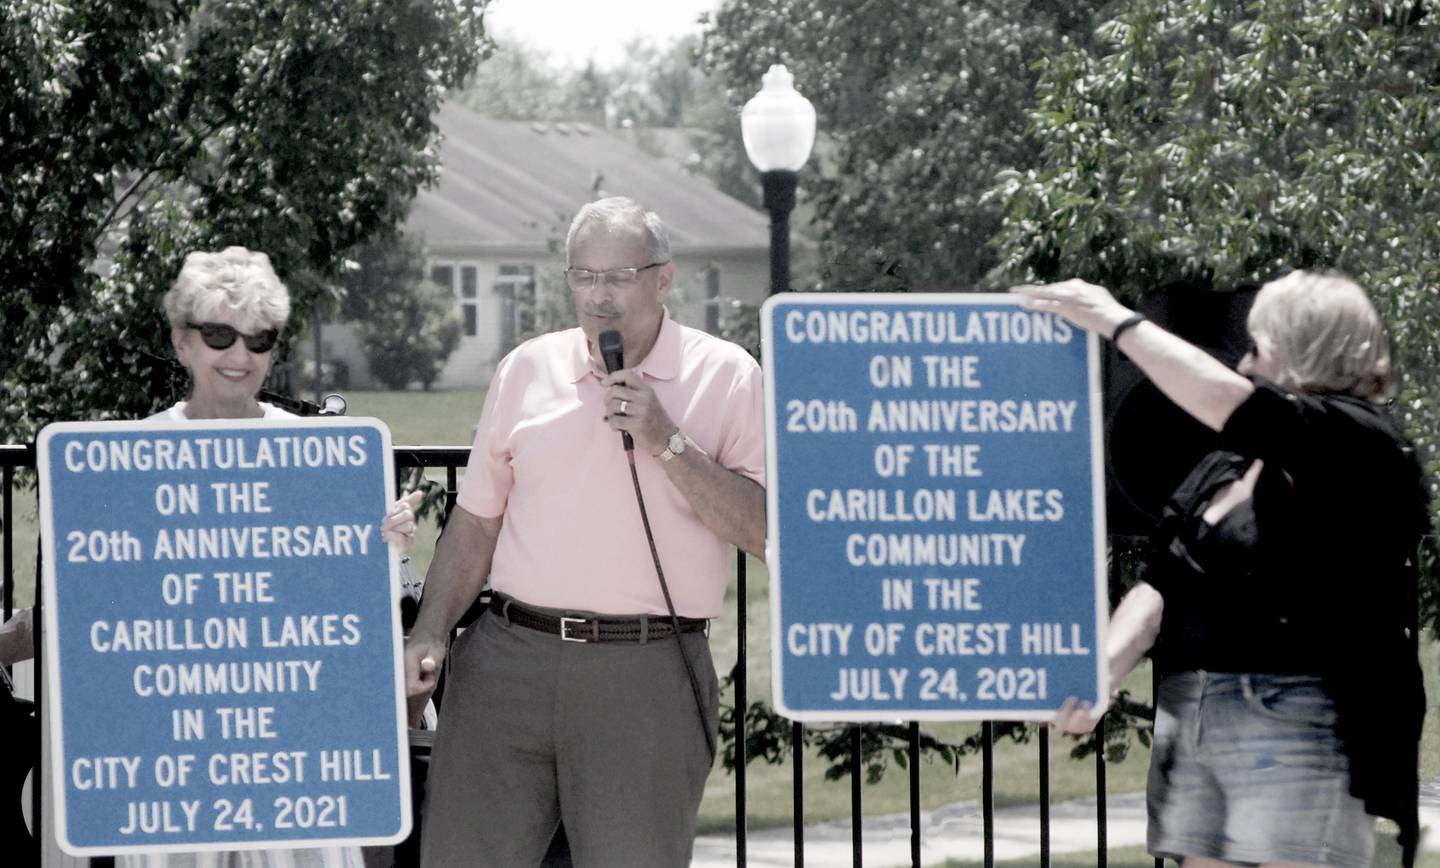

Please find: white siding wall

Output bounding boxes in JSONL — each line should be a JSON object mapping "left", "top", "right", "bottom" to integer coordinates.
{"left": 433, "top": 257, "right": 551, "bottom": 389}
{"left": 317, "top": 321, "right": 370, "bottom": 389}
{"left": 667, "top": 254, "right": 771, "bottom": 339}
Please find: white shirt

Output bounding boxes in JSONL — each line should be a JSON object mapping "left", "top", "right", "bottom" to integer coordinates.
{"left": 149, "top": 401, "right": 295, "bottom": 421}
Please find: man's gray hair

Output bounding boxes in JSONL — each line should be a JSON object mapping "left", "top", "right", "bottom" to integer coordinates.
{"left": 163, "top": 246, "right": 291, "bottom": 332}
{"left": 565, "top": 197, "right": 672, "bottom": 265}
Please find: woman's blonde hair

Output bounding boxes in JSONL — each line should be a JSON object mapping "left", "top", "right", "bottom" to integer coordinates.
{"left": 163, "top": 247, "right": 291, "bottom": 333}
{"left": 1247, "top": 270, "right": 1394, "bottom": 401}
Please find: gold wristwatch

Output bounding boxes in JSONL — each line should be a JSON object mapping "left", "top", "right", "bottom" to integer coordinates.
{"left": 658, "top": 430, "right": 688, "bottom": 462}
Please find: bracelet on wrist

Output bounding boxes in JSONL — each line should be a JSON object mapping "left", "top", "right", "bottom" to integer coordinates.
{"left": 1110, "top": 313, "right": 1147, "bottom": 343}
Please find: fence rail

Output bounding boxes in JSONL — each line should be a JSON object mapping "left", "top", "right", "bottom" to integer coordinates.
{"left": 2, "top": 442, "right": 1145, "bottom": 867}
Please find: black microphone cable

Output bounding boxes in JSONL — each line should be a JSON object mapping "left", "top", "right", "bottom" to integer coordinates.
{"left": 623, "top": 449, "right": 717, "bottom": 761}
{"left": 599, "top": 330, "right": 716, "bottom": 761}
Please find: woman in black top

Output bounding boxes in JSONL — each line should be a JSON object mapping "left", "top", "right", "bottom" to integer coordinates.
{"left": 1016, "top": 271, "right": 1429, "bottom": 868}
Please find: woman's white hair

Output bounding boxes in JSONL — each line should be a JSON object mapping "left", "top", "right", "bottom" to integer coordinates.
{"left": 163, "top": 247, "right": 291, "bottom": 332}
{"left": 1247, "top": 269, "right": 1394, "bottom": 401}
{"left": 565, "top": 197, "right": 672, "bottom": 265}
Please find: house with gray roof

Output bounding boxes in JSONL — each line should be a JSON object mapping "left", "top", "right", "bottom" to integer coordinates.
{"left": 325, "top": 100, "right": 779, "bottom": 389}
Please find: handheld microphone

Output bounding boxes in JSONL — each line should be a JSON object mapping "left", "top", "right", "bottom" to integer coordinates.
{"left": 598, "top": 330, "right": 634, "bottom": 451}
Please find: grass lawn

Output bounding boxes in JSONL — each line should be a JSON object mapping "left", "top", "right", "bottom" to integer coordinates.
{"left": 340, "top": 388, "right": 487, "bottom": 576}
{"left": 342, "top": 389, "right": 487, "bottom": 449}
{"left": 4, "top": 475, "right": 39, "bottom": 609}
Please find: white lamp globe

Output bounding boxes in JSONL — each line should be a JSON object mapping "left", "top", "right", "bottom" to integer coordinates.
{"left": 741, "top": 65, "right": 817, "bottom": 173}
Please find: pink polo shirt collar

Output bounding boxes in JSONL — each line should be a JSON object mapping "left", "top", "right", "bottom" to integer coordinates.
{"left": 566, "top": 311, "right": 683, "bottom": 385}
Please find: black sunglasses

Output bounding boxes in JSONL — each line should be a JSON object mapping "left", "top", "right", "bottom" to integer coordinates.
{"left": 187, "top": 321, "right": 280, "bottom": 353}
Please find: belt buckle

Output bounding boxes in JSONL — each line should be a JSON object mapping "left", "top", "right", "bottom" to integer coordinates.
{"left": 560, "top": 616, "right": 596, "bottom": 643}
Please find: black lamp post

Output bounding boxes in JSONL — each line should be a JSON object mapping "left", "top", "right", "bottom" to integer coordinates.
{"left": 742, "top": 65, "right": 816, "bottom": 295}
{"left": 735, "top": 62, "right": 817, "bottom": 868}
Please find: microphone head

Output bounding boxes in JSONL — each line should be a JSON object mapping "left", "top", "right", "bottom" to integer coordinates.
{"left": 598, "top": 329, "right": 624, "bottom": 374}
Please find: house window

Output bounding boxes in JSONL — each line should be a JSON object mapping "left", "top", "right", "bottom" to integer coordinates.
{"left": 459, "top": 266, "right": 479, "bottom": 335}
{"left": 430, "top": 265, "right": 453, "bottom": 291}
{"left": 495, "top": 264, "right": 537, "bottom": 354}
{"left": 703, "top": 263, "right": 722, "bottom": 334}
{"left": 430, "top": 262, "right": 479, "bottom": 337}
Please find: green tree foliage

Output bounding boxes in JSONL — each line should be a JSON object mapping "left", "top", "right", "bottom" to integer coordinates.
{"left": 990, "top": 0, "right": 1440, "bottom": 519}
{"left": 667, "top": 35, "right": 765, "bottom": 210}
{"left": 700, "top": 0, "right": 1101, "bottom": 291}
{"left": 465, "top": 37, "right": 710, "bottom": 129}
{"left": 339, "top": 232, "right": 461, "bottom": 391}
{"left": 453, "top": 37, "right": 572, "bottom": 122}
{"left": 991, "top": 0, "right": 1440, "bottom": 767}
{"left": 357, "top": 281, "right": 461, "bottom": 392}
{"left": 1, "top": 0, "right": 491, "bottom": 440}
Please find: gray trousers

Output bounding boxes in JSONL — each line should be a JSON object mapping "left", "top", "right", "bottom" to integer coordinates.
{"left": 419, "top": 607, "right": 720, "bottom": 868}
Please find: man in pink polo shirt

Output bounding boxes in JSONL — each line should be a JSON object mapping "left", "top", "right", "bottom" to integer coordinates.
{"left": 406, "top": 197, "right": 766, "bottom": 866}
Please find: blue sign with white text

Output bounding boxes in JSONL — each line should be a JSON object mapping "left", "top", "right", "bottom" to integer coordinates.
{"left": 39, "top": 418, "right": 410, "bottom": 855}
{"left": 762, "top": 295, "right": 1107, "bottom": 721}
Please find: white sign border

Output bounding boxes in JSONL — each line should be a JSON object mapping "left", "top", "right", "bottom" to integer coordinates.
{"left": 38, "top": 416, "right": 413, "bottom": 855}
{"left": 760, "top": 292, "right": 1109, "bottom": 723}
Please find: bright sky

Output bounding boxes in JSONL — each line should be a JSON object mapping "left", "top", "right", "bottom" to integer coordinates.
{"left": 485, "top": 0, "right": 723, "bottom": 69}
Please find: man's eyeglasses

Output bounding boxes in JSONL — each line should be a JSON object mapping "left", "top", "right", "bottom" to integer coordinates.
{"left": 187, "top": 322, "right": 281, "bottom": 354}
{"left": 565, "top": 262, "right": 666, "bottom": 292}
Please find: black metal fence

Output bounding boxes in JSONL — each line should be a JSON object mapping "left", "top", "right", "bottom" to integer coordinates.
{"left": 2, "top": 443, "right": 1147, "bottom": 868}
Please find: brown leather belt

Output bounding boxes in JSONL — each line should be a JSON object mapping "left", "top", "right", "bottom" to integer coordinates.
{"left": 490, "top": 596, "right": 708, "bottom": 643}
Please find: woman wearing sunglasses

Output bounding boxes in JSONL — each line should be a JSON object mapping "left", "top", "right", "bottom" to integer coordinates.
{"left": 122, "top": 247, "right": 421, "bottom": 868}
{"left": 1017, "top": 270, "right": 1430, "bottom": 868}
{"left": 153, "top": 247, "right": 290, "bottom": 423}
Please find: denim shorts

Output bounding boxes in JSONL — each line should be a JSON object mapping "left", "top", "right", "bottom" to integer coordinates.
{"left": 1148, "top": 671, "right": 1375, "bottom": 868}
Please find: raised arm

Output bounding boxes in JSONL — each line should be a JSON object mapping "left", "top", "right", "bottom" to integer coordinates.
{"left": 1013, "top": 280, "right": 1255, "bottom": 431}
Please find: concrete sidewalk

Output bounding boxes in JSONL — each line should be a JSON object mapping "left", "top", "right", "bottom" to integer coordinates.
{"left": 693, "top": 786, "right": 1440, "bottom": 867}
